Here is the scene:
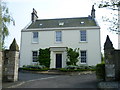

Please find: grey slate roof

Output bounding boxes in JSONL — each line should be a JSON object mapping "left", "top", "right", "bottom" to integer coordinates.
{"left": 27, "top": 17, "right": 98, "bottom": 29}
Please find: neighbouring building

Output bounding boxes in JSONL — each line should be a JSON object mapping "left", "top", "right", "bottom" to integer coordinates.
{"left": 20, "top": 5, "right": 101, "bottom": 68}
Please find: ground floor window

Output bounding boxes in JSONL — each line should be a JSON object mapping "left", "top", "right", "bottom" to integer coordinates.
{"left": 80, "top": 51, "right": 87, "bottom": 64}
{"left": 32, "top": 51, "right": 38, "bottom": 62}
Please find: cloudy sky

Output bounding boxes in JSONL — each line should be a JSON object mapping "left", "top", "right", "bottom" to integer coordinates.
{"left": 3, "top": 0, "right": 118, "bottom": 52}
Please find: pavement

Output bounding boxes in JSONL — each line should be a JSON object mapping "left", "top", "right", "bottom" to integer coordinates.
{"left": 98, "top": 81, "right": 120, "bottom": 89}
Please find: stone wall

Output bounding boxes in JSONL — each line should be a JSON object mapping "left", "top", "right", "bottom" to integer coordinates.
{"left": 2, "top": 50, "right": 19, "bottom": 82}
{"left": 2, "top": 39, "right": 19, "bottom": 82}
{"left": 104, "top": 35, "right": 120, "bottom": 81}
{"left": 0, "top": 51, "right": 2, "bottom": 89}
{"left": 113, "top": 50, "right": 120, "bottom": 80}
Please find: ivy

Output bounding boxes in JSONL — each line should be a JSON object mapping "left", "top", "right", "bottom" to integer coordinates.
{"left": 38, "top": 48, "right": 51, "bottom": 68}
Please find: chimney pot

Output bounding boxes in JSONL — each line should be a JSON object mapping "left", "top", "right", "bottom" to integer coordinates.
{"left": 91, "top": 5, "right": 96, "bottom": 19}
{"left": 31, "top": 8, "right": 38, "bottom": 22}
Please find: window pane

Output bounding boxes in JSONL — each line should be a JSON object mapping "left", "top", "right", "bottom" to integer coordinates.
{"left": 81, "top": 51, "right": 87, "bottom": 63}
{"left": 80, "top": 31, "right": 86, "bottom": 41}
{"left": 32, "top": 51, "right": 38, "bottom": 62}
{"left": 33, "top": 32, "right": 38, "bottom": 38}
{"left": 32, "top": 32, "right": 38, "bottom": 43}
{"left": 56, "top": 31, "right": 62, "bottom": 42}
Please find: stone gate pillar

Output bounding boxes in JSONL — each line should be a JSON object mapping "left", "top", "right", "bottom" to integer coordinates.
{"left": 0, "top": 51, "right": 2, "bottom": 89}
{"left": 3, "top": 39, "right": 19, "bottom": 82}
{"left": 104, "top": 35, "right": 115, "bottom": 81}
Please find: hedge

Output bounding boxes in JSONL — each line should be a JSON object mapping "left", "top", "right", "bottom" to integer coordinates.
{"left": 59, "top": 68, "right": 95, "bottom": 72}
{"left": 96, "top": 63, "right": 105, "bottom": 81}
{"left": 20, "top": 68, "right": 49, "bottom": 71}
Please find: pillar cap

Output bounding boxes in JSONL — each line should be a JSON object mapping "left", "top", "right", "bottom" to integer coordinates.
{"left": 104, "top": 35, "right": 114, "bottom": 50}
{"left": 10, "top": 38, "right": 19, "bottom": 51}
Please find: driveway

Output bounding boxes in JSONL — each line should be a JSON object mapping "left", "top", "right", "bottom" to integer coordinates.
{"left": 3, "top": 71, "right": 98, "bottom": 88}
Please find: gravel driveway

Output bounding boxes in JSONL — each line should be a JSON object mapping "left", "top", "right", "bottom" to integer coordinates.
{"left": 3, "top": 71, "right": 98, "bottom": 88}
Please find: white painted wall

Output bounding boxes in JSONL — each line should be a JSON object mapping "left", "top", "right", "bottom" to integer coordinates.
{"left": 20, "top": 28, "right": 101, "bottom": 67}
{"left": 118, "top": 35, "right": 120, "bottom": 49}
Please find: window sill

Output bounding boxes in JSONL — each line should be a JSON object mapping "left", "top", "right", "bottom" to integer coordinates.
{"left": 79, "top": 41, "right": 87, "bottom": 43}
{"left": 80, "top": 63, "right": 87, "bottom": 64}
{"left": 55, "top": 41, "right": 62, "bottom": 44}
{"left": 32, "top": 42, "right": 39, "bottom": 44}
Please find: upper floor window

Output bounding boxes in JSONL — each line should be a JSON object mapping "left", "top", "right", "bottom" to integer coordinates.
{"left": 32, "top": 51, "right": 38, "bottom": 62}
{"left": 32, "top": 32, "right": 38, "bottom": 43}
{"left": 56, "top": 31, "right": 62, "bottom": 42}
{"left": 80, "top": 31, "right": 86, "bottom": 42}
{"left": 80, "top": 51, "right": 87, "bottom": 64}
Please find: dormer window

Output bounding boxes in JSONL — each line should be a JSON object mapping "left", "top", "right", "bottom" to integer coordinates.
{"left": 39, "top": 23, "right": 43, "bottom": 26}
{"left": 59, "top": 22, "right": 64, "bottom": 26}
{"left": 80, "top": 21, "right": 85, "bottom": 24}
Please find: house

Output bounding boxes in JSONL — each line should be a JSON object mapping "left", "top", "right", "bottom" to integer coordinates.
{"left": 118, "top": 35, "right": 120, "bottom": 49}
{"left": 20, "top": 5, "right": 101, "bottom": 68}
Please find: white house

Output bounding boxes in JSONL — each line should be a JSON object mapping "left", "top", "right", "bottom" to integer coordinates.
{"left": 20, "top": 5, "right": 101, "bottom": 68}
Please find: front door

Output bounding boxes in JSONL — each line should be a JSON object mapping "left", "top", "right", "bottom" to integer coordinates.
{"left": 56, "top": 54, "right": 62, "bottom": 68}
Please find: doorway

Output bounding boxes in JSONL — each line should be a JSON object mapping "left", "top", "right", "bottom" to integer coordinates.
{"left": 56, "top": 54, "right": 62, "bottom": 68}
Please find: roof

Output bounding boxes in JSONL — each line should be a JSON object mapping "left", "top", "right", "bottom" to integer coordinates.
{"left": 27, "top": 17, "right": 98, "bottom": 29}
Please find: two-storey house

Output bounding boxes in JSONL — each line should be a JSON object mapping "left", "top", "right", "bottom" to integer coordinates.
{"left": 20, "top": 5, "right": 101, "bottom": 68}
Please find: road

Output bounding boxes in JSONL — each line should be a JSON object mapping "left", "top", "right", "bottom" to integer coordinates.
{"left": 9, "top": 71, "right": 98, "bottom": 88}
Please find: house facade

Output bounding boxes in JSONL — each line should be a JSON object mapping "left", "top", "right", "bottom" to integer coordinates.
{"left": 20, "top": 6, "right": 101, "bottom": 68}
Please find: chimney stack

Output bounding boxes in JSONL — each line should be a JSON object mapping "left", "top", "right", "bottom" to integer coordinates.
{"left": 91, "top": 5, "right": 95, "bottom": 19}
{"left": 31, "top": 8, "right": 38, "bottom": 22}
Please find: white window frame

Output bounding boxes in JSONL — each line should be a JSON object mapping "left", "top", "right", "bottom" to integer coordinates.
{"left": 32, "top": 32, "right": 39, "bottom": 43}
{"left": 80, "top": 50, "right": 87, "bottom": 64}
{"left": 55, "top": 31, "right": 62, "bottom": 43}
{"left": 32, "top": 51, "right": 38, "bottom": 62}
{"left": 80, "top": 30, "right": 87, "bottom": 42}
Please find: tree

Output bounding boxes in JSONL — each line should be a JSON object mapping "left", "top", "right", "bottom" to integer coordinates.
{"left": 101, "top": 53, "right": 105, "bottom": 63}
{"left": 94, "top": 0, "right": 120, "bottom": 34}
{"left": 1, "top": 2, "right": 15, "bottom": 49}
{"left": 0, "top": 1, "right": 2, "bottom": 51}
{"left": 66, "top": 48, "right": 79, "bottom": 66}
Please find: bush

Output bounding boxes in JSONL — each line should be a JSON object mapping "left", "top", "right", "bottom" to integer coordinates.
{"left": 66, "top": 48, "right": 79, "bottom": 66}
{"left": 59, "top": 68, "right": 95, "bottom": 72}
{"left": 65, "top": 65, "right": 96, "bottom": 70}
{"left": 20, "top": 65, "right": 48, "bottom": 71}
{"left": 96, "top": 63, "right": 105, "bottom": 81}
{"left": 20, "top": 68, "right": 48, "bottom": 71}
{"left": 62, "top": 65, "right": 96, "bottom": 72}
{"left": 22, "top": 65, "right": 46, "bottom": 69}
{"left": 38, "top": 48, "right": 51, "bottom": 68}
{"left": 65, "top": 65, "right": 78, "bottom": 69}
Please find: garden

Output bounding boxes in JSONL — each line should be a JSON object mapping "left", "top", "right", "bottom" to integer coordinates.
{"left": 19, "top": 48, "right": 105, "bottom": 80}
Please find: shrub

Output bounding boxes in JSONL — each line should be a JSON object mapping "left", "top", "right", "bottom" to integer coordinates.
{"left": 66, "top": 48, "right": 79, "bottom": 66}
{"left": 65, "top": 65, "right": 78, "bottom": 69}
{"left": 63, "top": 65, "right": 96, "bottom": 72}
{"left": 59, "top": 68, "right": 95, "bottom": 72}
{"left": 21, "top": 68, "right": 48, "bottom": 71}
{"left": 65, "top": 65, "right": 96, "bottom": 70}
{"left": 22, "top": 65, "right": 46, "bottom": 69}
{"left": 96, "top": 63, "right": 105, "bottom": 81}
{"left": 20, "top": 65, "right": 48, "bottom": 71}
{"left": 38, "top": 48, "right": 51, "bottom": 68}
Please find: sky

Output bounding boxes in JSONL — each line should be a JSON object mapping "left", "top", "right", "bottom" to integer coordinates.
{"left": 3, "top": 0, "right": 118, "bottom": 52}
